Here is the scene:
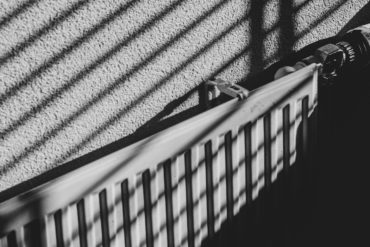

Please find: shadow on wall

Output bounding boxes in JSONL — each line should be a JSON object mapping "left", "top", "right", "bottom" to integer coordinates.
{"left": 0, "top": 0, "right": 361, "bottom": 192}
{"left": 201, "top": 2, "right": 370, "bottom": 245}
{"left": 1, "top": 0, "right": 370, "bottom": 243}
{"left": 338, "top": 0, "right": 370, "bottom": 35}
{"left": 0, "top": 74, "right": 315, "bottom": 246}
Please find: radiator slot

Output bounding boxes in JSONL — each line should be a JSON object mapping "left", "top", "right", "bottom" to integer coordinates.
{"left": 244, "top": 123, "right": 253, "bottom": 205}
{"left": 142, "top": 170, "right": 154, "bottom": 247}
{"left": 98, "top": 190, "right": 110, "bottom": 247}
{"left": 163, "top": 160, "right": 175, "bottom": 247}
{"left": 184, "top": 150, "right": 195, "bottom": 247}
{"left": 283, "top": 105, "right": 291, "bottom": 170}
{"left": 224, "top": 132, "right": 234, "bottom": 221}
{"left": 263, "top": 114, "right": 272, "bottom": 188}
{"left": 54, "top": 210, "right": 64, "bottom": 247}
{"left": 122, "top": 180, "right": 132, "bottom": 247}
{"left": 77, "top": 199, "right": 88, "bottom": 247}
{"left": 204, "top": 141, "right": 215, "bottom": 237}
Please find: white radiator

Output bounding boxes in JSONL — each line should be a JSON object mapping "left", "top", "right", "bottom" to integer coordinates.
{"left": 0, "top": 64, "right": 319, "bottom": 247}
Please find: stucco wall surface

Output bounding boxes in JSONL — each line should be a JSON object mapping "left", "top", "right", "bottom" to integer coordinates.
{"left": 0, "top": 0, "right": 369, "bottom": 192}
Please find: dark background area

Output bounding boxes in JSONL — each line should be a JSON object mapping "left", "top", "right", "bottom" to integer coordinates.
{"left": 201, "top": 30, "right": 370, "bottom": 246}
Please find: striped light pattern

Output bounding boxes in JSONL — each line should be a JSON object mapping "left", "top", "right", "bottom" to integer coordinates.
{"left": 0, "top": 65, "right": 319, "bottom": 247}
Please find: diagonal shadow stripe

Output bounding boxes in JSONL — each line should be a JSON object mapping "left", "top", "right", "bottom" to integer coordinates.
{"left": 264, "top": 0, "right": 347, "bottom": 38}
{"left": 0, "top": 28, "right": 315, "bottom": 213}
{"left": 51, "top": 14, "right": 253, "bottom": 167}
{"left": 108, "top": 40, "right": 267, "bottom": 138}
{"left": 0, "top": 65, "right": 315, "bottom": 238}
{"left": 295, "top": 0, "right": 349, "bottom": 39}
{"left": 0, "top": 0, "right": 341, "bottom": 144}
{"left": 0, "top": 0, "right": 228, "bottom": 139}
{"left": 0, "top": 0, "right": 39, "bottom": 30}
{"left": 132, "top": 104, "right": 305, "bottom": 217}
{"left": 59, "top": 138, "right": 298, "bottom": 247}
{"left": 0, "top": 44, "right": 258, "bottom": 235}
{"left": 0, "top": 0, "right": 92, "bottom": 67}
{"left": 59, "top": 68, "right": 313, "bottom": 214}
{"left": 0, "top": 0, "right": 316, "bottom": 196}
{"left": 0, "top": 0, "right": 240, "bottom": 171}
{"left": 0, "top": 40, "right": 260, "bottom": 203}
{"left": 0, "top": 0, "right": 141, "bottom": 106}
{"left": 293, "top": 0, "right": 312, "bottom": 11}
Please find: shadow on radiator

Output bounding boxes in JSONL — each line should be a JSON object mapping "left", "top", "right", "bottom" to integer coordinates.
{"left": 1, "top": 0, "right": 351, "bottom": 181}
{"left": 201, "top": 104, "right": 317, "bottom": 247}
{"left": 202, "top": 50, "right": 370, "bottom": 247}
{"left": 2, "top": 1, "right": 369, "bottom": 246}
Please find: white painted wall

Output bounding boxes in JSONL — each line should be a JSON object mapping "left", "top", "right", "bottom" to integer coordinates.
{"left": 0, "top": 0, "right": 369, "bottom": 191}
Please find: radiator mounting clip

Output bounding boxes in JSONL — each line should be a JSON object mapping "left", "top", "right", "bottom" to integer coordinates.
{"left": 207, "top": 79, "right": 249, "bottom": 100}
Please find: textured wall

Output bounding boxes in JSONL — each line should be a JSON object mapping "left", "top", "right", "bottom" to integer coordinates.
{"left": 0, "top": 0, "right": 369, "bottom": 192}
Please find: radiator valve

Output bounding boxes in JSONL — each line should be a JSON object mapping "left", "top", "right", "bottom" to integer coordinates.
{"left": 275, "top": 24, "right": 370, "bottom": 81}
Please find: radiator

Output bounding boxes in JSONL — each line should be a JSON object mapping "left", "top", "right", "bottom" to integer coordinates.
{"left": 0, "top": 64, "right": 319, "bottom": 247}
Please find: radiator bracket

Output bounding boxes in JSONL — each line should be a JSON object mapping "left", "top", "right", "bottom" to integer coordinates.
{"left": 207, "top": 79, "right": 249, "bottom": 100}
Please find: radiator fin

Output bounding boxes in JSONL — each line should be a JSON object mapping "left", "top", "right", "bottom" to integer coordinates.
{"left": 61, "top": 204, "right": 80, "bottom": 247}
{"left": 0, "top": 235, "right": 8, "bottom": 247}
{"left": 105, "top": 183, "right": 126, "bottom": 247}
{"left": 150, "top": 165, "right": 167, "bottom": 247}
{"left": 129, "top": 175, "right": 145, "bottom": 247}
{"left": 290, "top": 100, "right": 302, "bottom": 165}
{"left": 251, "top": 118, "right": 265, "bottom": 199}
{"left": 171, "top": 155, "right": 188, "bottom": 247}
{"left": 191, "top": 146, "right": 207, "bottom": 247}
{"left": 271, "top": 108, "right": 284, "bottom": 182}
{"left": 212, "top": 136, "right": 227, "bottom": 232}
{"left": 204, "top": 142, "right": 214, "bottom": 238}
{"left": 84, "top": 194, "right": 103, "bottom": 247}
{"left": 232, "top": 127, "right": 246, "bottom": 215}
